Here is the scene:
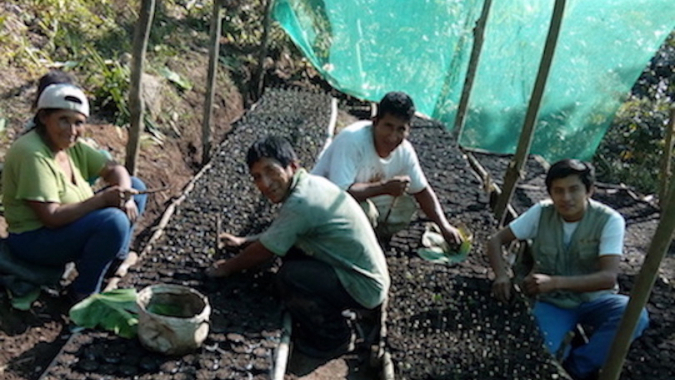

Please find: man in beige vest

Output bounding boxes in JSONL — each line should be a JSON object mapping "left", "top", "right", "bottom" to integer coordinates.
{"left": 486, "top": 159, "right": 648, "bottom": 380}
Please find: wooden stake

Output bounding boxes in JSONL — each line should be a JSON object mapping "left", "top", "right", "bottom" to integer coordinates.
{"left": 454, "top": 0, "right": 493, "bottom": 143}
{"left": 494, "top": 0, "right": 566, "bottom": 226}
{"left": 202, "top": 0, "right": 224, "bottom": 166}
{"left": 215, "top": 213, "right": 222, "bottom": 256}
{"left": 659, "top": 104, "right": 675, "bottom": 208}
{"left": 126, "top": 0, "right": 157, "bottom": 175}
{"left": 253, "top": 0, "right": 274, "bottom": 101}
{"left": 600, "top": 167, "right": 675, "bottom": 380}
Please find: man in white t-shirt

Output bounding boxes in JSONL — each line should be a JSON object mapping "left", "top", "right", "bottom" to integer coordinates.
{"left": 486, "top": 159, "right": 649, "bottom": 380}
{"left": 311, "top": 91, "right": 462, "bottom": 247}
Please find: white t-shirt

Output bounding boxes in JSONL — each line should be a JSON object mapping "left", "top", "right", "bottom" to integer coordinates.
{"left": 509, "top": 202, "right": 625, "bottom": 256}
{"left": 311, "top": 120, "right": 428, "bottom": 194}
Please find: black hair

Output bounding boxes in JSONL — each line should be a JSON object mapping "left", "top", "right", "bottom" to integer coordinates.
{"left": 246, "top": 135, "right": 298, "bottom": 169}
{"left": 31, "top": 70, "right": 77, "bottom": 110}
{"left": 375, "top": 91, "right": 415, "bottom": 121}
{"left": 33, "top": 110, "right": 55, "bottom": 132}
{"left": 545, "top": 159, "right": 595, "bottom": 193}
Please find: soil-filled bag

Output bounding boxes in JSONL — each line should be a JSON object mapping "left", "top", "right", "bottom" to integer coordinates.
{"left": 136, "top": 284, "right": 211, "bottom": 355}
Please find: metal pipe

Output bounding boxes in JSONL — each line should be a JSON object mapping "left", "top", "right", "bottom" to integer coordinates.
{"left": 272, "top": 312, "right": 292, "bottom": 380}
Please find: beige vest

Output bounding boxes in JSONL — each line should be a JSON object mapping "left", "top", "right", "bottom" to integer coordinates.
{"left": 531, "top": 199, "right": 618, "bottom": 309}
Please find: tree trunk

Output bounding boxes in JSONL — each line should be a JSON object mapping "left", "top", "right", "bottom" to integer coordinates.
{"left": 202, "top": 0, "right": 224, "bottom": 166}
{"left": 126, "top": 0, "right": 156, "bottom": 175}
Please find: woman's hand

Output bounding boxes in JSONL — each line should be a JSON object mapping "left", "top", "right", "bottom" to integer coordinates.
{"left": 98, "top": 186, "right": 125, "bottom": 208}
{"left": 121, "top": 198, "right": 139, "bottom": 222}
{"left": 99, "top": 186, "right": 139, "bottom": 221}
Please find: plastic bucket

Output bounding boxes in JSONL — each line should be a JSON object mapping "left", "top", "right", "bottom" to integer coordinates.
{"left": 136, "top": 284, "right": 211, "bottom": 355}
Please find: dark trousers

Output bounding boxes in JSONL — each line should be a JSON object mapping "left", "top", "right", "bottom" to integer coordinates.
{"left": 276, "top": 257, "right": 362, "bottom": 351}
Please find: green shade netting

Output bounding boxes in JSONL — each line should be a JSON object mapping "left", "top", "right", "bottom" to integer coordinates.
{"left": 273, "top": 0, "right": 675, "bottom": 162}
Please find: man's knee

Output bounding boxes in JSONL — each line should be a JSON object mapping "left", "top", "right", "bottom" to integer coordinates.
{"left": 533, "top": 302, "right": 573, "bottom": 354}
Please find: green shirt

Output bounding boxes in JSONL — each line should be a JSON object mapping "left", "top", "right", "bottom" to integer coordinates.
{"left": 259, "top": 169, "right": 390, "bottom": 309}
{"left": 2, "top": 131, "right": 108, "bottom": 233}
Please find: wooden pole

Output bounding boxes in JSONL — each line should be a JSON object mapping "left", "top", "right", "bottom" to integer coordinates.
{"left": 125, "top": 0, "right": 156, "bottom": 175}
{"left": 201, "top": 0, "right": 223, "bottom": 166}
{"left": 494, "top": 0, "right": 566, "bottom": 226}
{"left": 659, "top": 104, "right": 675, "bottom": 208}
{"left": 454, "top": 0, "right": 493, "bottom": 144}
{"left": 599, "top": 169, "right": 675, "bottom": 380}
{"left": 253, "top": 0, "right": 274, "bottom": 101}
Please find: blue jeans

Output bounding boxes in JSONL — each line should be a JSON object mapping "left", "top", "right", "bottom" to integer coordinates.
{"left": 7, "top": 177, "right": 147, "bottom": 295}
{"left": 117, "top": 177, "right": 147, "bottom": 259}
{"left": 533, "top": 294, "right": 649, "bottom": 379}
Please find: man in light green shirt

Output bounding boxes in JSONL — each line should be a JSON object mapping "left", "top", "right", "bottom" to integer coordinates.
{"left": 206, "top": 135, "right": 389, "bottom": 358}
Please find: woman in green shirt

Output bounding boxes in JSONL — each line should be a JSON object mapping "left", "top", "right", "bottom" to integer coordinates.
{"left": 3, "top": 83, "right": 146, "bottom": 302}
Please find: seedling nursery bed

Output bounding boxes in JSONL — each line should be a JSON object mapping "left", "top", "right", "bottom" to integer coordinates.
{"left": 36, "top": 88, "right": 675, "bottom": 380}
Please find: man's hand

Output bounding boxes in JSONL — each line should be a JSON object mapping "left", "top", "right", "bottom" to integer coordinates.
{"left": 492, "top": 274, "right": 512, "bottom": 303}
{"left": 205, "top": 259, "right": 231, "bottom": 278}
{"left": 523, "top": 273, "right": 557, "bottom": 296}
{"left": 440, "top": 224, "right": 463, "bottom": 248}
{"left": 219, "top": 232, "right": 246, "bottom": 248}
{"left": 382, "top": 176, "right": 410, "bottom": 197}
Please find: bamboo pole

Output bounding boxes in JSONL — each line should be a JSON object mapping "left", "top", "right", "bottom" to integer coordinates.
{"left": 125, "top": 0, "right": 156, "bottom": 175}
{"left": 201, "top": 0, "right": 223, "bottom": 166}
{"left": 494, "top": 0, "right": 566, "bottom": 226}
{"left": 659, "top": 104, "right": 675, "bottom": 208}
{"left": 253, "top": 0, "right": 274, "bottom": 101}
{"left": 599, "top": 167, "right": 675, "bottom": 380}
{"left": 454, "top": 0, "right": 493, "bottom": 144}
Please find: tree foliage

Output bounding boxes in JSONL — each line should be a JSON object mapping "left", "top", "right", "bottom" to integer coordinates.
{"left": 594, "top": 30, "right": 675, "bottom": 194}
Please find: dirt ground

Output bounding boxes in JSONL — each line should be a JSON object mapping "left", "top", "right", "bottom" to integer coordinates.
{"left": 1, "top": 87, "right": 673, "bottom": 380}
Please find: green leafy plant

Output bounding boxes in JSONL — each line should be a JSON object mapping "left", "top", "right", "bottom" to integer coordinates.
{"left": 594, "top": 96, "right": 672, "bottom": 194}
{"left": 69, "top": 288, "right": 139, "bottom": 339}
{"left": 158, "top": 66, "right": 193, "bottom": 91}
{"left": 84, "top": 48, "right": 131, "bottom": 126}
{"left": 594, "top": 30, "right": 675, "bottom": 195}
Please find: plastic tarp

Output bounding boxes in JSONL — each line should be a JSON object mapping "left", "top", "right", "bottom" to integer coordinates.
{"left": 273, "top": 0, "right": 675, "bottom": 162}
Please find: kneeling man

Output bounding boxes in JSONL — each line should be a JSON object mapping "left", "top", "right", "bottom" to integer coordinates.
{"left": 206, "top": 135, "right": 390, "bottom": 359}
{"left": 486, "top": 159, "right": 648, "bottom": 380}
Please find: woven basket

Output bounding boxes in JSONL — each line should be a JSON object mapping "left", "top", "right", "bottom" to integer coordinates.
{"left": 136, "top": 284, "right": 211, "bottom": 355}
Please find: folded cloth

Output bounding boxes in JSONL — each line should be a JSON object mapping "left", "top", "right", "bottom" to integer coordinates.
{"left": 417, "top": 222, "right": 472, "bottom": 264}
